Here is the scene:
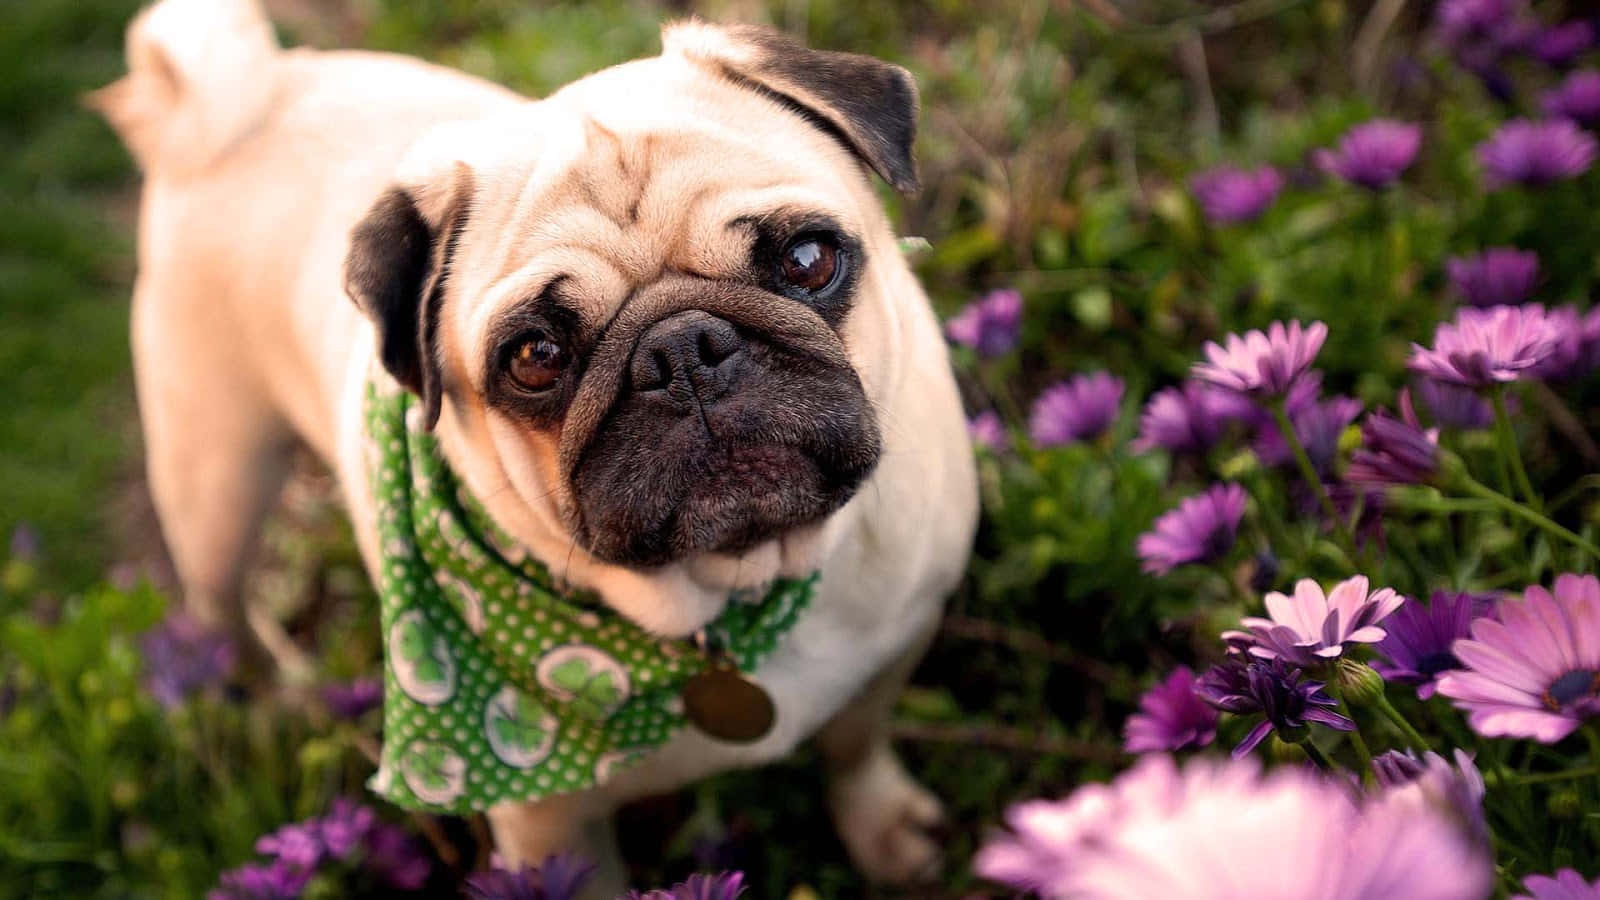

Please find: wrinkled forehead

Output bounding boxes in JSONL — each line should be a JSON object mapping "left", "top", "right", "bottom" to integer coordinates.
{"left": 444, "top": 64, "right": 874, "bottom": 353}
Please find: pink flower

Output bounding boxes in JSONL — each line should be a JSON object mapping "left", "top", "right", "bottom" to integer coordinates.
{"left": 1436, "top": 574, "right": 1600, "bottom": 743}
{"left": 1193, "top": 321, "right": 1328, "bottom": 397}
{"left": 1122, "top": 666, "right": 1219, "bottom": 753}
{"left": 1408, "top": 304, "right": 1563, "bottom": 387}
{"left": 1224, "top": 576, "right": 1406, "bottom": 667}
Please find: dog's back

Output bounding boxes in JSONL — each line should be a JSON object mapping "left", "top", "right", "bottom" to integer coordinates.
{"left": 92, "top": 0, "right": 522, "bottom": 458}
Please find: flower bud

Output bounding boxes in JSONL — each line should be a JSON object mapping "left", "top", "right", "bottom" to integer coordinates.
{"left": 1548, "top": 789, "right": 1582, "bottom": 820}
{"left": 1269, "top": 734, "right": 1309, "bottom": 764}
{"left": 1334, "top": 658, "right": 1386, "bottom": 708}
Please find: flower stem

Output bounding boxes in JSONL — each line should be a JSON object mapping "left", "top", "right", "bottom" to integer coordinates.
{"left": 1503, "top": 765, "right": 1600, "bottom": 786}
{"left": 1270, "top": 399, "right": 1355, "bottom": 551}
{"left": 1372, "top": 691, "right": 1432, "bottom": 753}
{"left": 1337, "top": 699, "right": 1374, "bottom": 775}
{"left": 1491, "top": 386, "right": 1541, "bottom": 511}
{"left": 1456, "top": 474, "right": 1600, "bottom": 561}
{"left": 1301, "top": 739, "right": 1336, "bottom": 773}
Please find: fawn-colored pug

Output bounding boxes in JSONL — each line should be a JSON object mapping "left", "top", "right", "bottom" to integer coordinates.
{"left": 95, "top": 0, "right": 976, "bottom": 888}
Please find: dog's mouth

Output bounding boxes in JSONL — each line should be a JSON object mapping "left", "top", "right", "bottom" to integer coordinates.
{"left": 575, "top": 434, "right": 874, "bottom": 568}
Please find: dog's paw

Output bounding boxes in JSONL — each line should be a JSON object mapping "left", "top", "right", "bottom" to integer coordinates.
{"left": 828, "top": 749, "right": 947, "bottom": 884}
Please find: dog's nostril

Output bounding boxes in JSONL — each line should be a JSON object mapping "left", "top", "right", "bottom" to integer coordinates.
{"left": 631, "top": 311, "right": 744, "bottom": 394}
{"left": 698, "top": 328, "right": 728, "bottom": 367}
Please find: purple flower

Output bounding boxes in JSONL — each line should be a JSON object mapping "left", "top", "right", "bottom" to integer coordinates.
{"left": 1446, "top": 247, "right": 1540, "bottom": 307}
{"left": 208, "top": 861, "right": 310, "bottom": 900}
{"left": 1371, "top": 749, "right": 1490, "bottom": 851}
{"left": 1516, "top": 869, "right": 1600, "bottom": 900}
{"left": 8, "top": 523, "right": 39, "bottom": 562}
{"left": 1531, "top": 305, "right": 1600, "bottom": 381}
{"left": 967, "top": 411, "right": 1008, "bottom": 452}
{"left": 1347, "top": 394, "right": 1441, "bottom": 487}
{"left": 1193, "top": 320, "right": 1328, "bottom": 398}
{"left": 1136, "top": 483, "right": 1246, "bottom": 575}
{"left": 1224, "top": 576, "right": 1406, "bottom": 668}
{"left": 322, "top": 678, "right": 382, "bottom": 721}
{"left": 465, "top": 854, "right": 597, "bottom": 900}
{"left": 255, "top": 822, "right": 323, "bottom": 870}
{"left": 945, "top": 289, "right": 1023, "bottom": 357}
{"left": 1408, "top": 303, "right": 1562, "bottom": 387}
{"left": 1189, "top": 166, "right": 1284, "bottom": 224}
{"left": 1133, "top": 381, "right": 1249, "bottom": 456}
{"left": 1196, "top": 657, "right": 1355, "bottom": 755}
{"left": 1374, "top": 591, "right": 1492, "bottom": 699}
{"left": 626, "top": 872, "right": 747, "bottom": 900}
{"left": 1542, "top": 70, "right": 1600, "bottom": 122}
{"left": 1479, "top": 118, "right": 1599, "bottom": 187}
{"left": 976, "top": 754, "right": 1492, "bottom": 899}
{"left": 139, "top": 611, "right": 236, "bottom": 709}
{"left": 1315, "top": 120, "right": 1423, "bottom": 189}
{"left": 316, "top": 798, "right": 375, "bottom": 859}
{"left": 1530, "top": 21, "right": 1595, "bottom": 67}
{"left": 1436, "top": 0, "right": 1519, "bottom": 43}
{"left": 1028, "top": 372, "right": 1124, "bottom": 447}
{"left": 1253, "top": 394, "right": 1362, "bottom": 475}
{"left": 1437, "top": 574, "right": 1600, "bottom": 742}
{"left": 364, "top": 823, "right": 432, "bottom": 890}
{"left": 1123, "top": 666, "right": 1219, "bottom": 753}
{"left": 1414, "top": 377, "right": 1495, "bottom": 429}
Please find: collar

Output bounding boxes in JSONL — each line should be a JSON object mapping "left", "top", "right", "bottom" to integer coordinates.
{"left": 362, "top": 377, "right": 815, "bottom": 813}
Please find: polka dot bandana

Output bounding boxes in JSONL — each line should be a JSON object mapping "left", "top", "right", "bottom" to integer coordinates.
{"left": 363, "top": 377, "right": 815, "bottom": 813}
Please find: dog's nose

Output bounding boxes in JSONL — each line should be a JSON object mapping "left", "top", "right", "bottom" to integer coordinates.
{"left": 629, "top": 310, "right": 744, "bottom": 401}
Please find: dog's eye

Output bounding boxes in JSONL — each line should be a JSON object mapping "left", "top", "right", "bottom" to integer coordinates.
{"left": 780, "top": 235, "right": 840, "bottom": 293}
{"left": 506, "top": 332, "right": 567, "bottom": 391}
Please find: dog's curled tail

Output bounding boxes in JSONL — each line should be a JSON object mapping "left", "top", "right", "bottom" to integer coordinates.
{"left": 87, "top": 0, "right": 279, "bottom": 174}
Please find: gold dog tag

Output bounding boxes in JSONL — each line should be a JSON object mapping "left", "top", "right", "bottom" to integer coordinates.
{"left": 682, "top": 659, "right": 775, "bottom": 744}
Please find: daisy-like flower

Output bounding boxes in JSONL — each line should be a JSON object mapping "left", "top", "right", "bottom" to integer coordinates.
{"left": 945, "top": 288, "right": 1023, "bottom": 357}
{"left": 1414, "top": 377, "right": 1495, "bottom": 429}
{"left": 1347, "top": 394, "right": 1441, "bottom": 487}
{"left": 322, "top": 677, "right": 382, "bottom": 720}
{"left": 626, "top": 872, "right": 747, "bottom": 900}
{"left": 967, "top": 410, "right": 1008, "bottom": 452}
{"left": 1531, "top": 305, "right": 1600, "bottom": 381}
{"left": 1136, "top": 483, "right": 1246, "bottom": 575}
{"left": 465, "top": 853, "right": 597, "bottom": 900}
{"left": 1479, "top": 118, "right": 1599, "bottom": 187}
{"left": 1133, "top": 381, "right": 1250, "bottom": 456}
{"left": 1123, "top": 666, "right": 1219, "bottom": 753}
{"left": 1446, "top": 247, "right": 1540, "bottom": 307}
{"left": 1370, "top": 749, "right": 1490, "bottom": 851}
{"left": 1253, "top": 394, "right": 1363, "bottom": 475}
{"left": 1408, "top": 303, "right": 1562, "bottom": 387}
{"left": 255, "top": 822, "right": 324, "bottom": 871}
{"left": 975, "top": 754, "right": 1491, "bottom": 900}
{"left": 1193, "top": 320, "right": 1328, "bottom": 398}
{"left": 1435, "top": 0, "right": 1519, "bottom": 44}
{"left": 1196, "top": 657, "right": 1355, "bottom": 756}
{"left": 1315, "top": 120, "right": 1423, "bottom": 189}
{"left": 1189, "top": 166, "right": 1284, "bottom": 224}
{"left": 1373, "top": 591, "right": 1492, "bottom": 699}
{"left": 1437, "top": 574, "right": 1600, "bottom": 742}
{"left": 140, "top": 610, "right": 237, "bottom": 709}
{"left": 208, "top": 861, "right": 310, "bottom": 900}
{"left": 1224, "top": 576, "right": 1406, "bottom": 667}
{"left": 1529, "top": 21, "right": 1595, "bottom": 67}
{"left": 1029, "top": 372, "right": 1124, "bottom": 447}
{"left": 1516, "top": 869, "right": 1600, "bottom": 900}
{"left": 1542, "top": 70, "right": 1600, "bottom": 123}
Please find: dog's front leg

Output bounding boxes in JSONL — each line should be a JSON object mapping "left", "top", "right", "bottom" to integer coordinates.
{"left": 817, "top": 620, "right": 947, "bottom": 885}
{"left": 485, "top": 792, "right": 625, "bottom": 898}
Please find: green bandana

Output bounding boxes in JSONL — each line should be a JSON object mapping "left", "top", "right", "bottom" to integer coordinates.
{"left": 363, "top": 378, "right": 815, "bottom": 813}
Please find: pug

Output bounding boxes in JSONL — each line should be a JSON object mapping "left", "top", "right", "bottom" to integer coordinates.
{"left": 93, "top": 0, "right": 977, "bottom": 889}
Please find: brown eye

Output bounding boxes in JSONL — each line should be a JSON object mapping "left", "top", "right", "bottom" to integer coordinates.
{"left": 507, "top": 333, "right": 567, "bottom": 391}
{"left": 781, "top": 236, "right": 840, "bottom": 292}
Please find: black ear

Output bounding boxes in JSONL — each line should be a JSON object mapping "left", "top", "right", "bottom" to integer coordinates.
{"left": 343, "top": 170, "right": 471, "bottom": 429}
{"left": 664, "top": 22, "right": 921, "bottom": 192}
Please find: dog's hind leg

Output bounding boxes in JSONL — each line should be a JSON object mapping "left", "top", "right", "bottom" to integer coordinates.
{"left": 816, "top": 620, "right": 947, "bottom": 885}
{"left": 132, "top": 278, "right": 306, "bottom": 680}
{"left": 484, "top": 793, "right": 625, "bottom": 899}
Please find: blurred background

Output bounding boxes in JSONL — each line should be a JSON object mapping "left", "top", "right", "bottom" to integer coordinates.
{"left": 6, "top": 0, "right": 1600, "bottom": 896}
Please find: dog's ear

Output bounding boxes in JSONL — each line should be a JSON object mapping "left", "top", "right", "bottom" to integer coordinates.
{"left": 663, "top": 21, "right": 920, "bottom": 192}
{"left": 343, "top": 163, "right": 472, "bottom": 430}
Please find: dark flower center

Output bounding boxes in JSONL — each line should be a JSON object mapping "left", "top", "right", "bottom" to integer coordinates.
{"left": 1544, "top": 669, "right": 1600, "bottom": 710}
{"left": 1415, "top": 651, "right": 1462, "bottom": 678}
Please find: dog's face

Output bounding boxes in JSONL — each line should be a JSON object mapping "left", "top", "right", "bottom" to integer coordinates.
{"left": 345, "top": 24, "right": 919, "bottom": 571}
